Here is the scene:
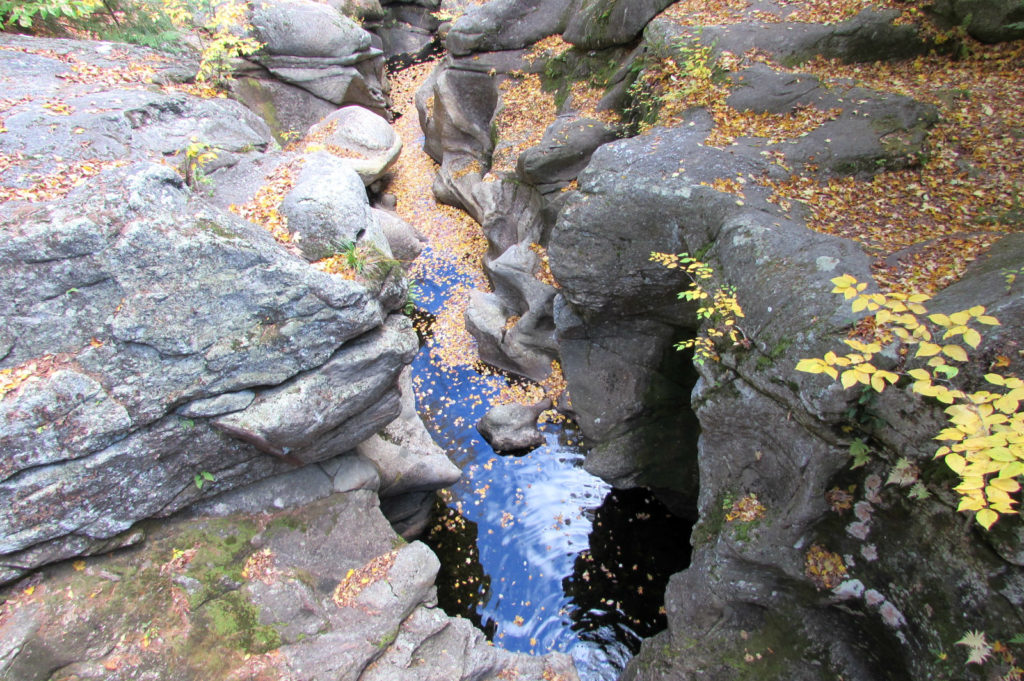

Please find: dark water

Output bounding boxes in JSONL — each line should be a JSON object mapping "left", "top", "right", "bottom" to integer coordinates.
{"left": 409, "top": 248, "right": 693, "bottom": 681}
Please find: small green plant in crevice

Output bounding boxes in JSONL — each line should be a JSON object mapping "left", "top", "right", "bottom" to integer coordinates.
{"left": 1003, "top": 265, "right": 1024, "bottom": 293}
{"left": 319, "top": 240, "right": 401, "bottom": 283}
{"left": 798, "top": 274, "right": 1020, "bottom": 530}
{"left": 403, "top": 280, "right": 420, "bottom": 315}
{"left": 183, "top": 137, "right": 219, "bottom": 190}
{"left": 194, "top": 470, "right": 216, "bottom": 489}
{"left": 626, "top": 38, "right": 725, "bottom": 133}
{"left": 651, "top": 251, "right": 748, "bottom": 365}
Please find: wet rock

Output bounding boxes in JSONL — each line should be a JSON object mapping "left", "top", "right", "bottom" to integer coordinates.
{"left": 477, "top": 400, "right": 550, "bottom": 452}
{"left": 306, "top": 105, "right": 403, "bottom": 185}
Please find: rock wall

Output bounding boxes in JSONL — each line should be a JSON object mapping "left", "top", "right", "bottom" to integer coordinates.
{"left": 0, "top": 34, "right": 416, "bottom": 583}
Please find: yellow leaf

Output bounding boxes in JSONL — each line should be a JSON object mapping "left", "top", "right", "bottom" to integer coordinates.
{"left": 957, "top": 496, "right": 985, "bottom": 512}
{"left": 968, "top": 305, "right": 986, "bottom": 317}
{"left": 851, "top": 297, "right": 869, "bottom": 313}
{"left": 840, "top": 370, "right": 860, "bottom": 390}
{"left": 943, "top": 452, "right": 967, "bottom": 474}
{"left": 929, "top": 313, "right": 951, "bottom": 326}
{"left": 795, "top": 358, "right": 827, "bottom": 374}
{"left": 942, "top": 345, "right": 968, "bottom": 362}
{"left": 831, "top": 274, "right": 857, "bottom": 289}
{"left": 999, "top": 462, "right": 1024, "bottom": 478}
{"left": 962, "top": 328, "right": 981, "bottom": 348}
{"left": 72, "top": 560, "right": 86, "bottom": 571}
{"left": 936, "top": 427, "right": 966, "bottom": 442}
{"left": 870, "top": 373, "right": 885, "bottom": 392}
{"left": 995, "top": 395, "right": 1020, "bottom": 414}
{"left": 956, "top": 476, "right": 985, "bottom": 491}
{"left": 916, "top": 342, "right": 941, "bottom": 358}
{"left": 985, "top": 373, "right": 1006, "bottom": 386}
{"left": 949, "top": 311, "right": 970, "bottom": 326}
{"left": 989, "top": 477, "right": 1021, "bottom": 493}
{"left": 908, "top": 368, "right": 931, "bottom": 381}
{"left": 976, "top": 315, "right": 1000, "bottom": 326}
{"left": 975, "top": 508, "right": 998, "bottom": 530}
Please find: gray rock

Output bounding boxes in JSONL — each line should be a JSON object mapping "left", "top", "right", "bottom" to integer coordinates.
{"left": 331, "top": 453, "right": 383, "bottom": 493}
{"left": 473, "top": 176, "right": 546, "bottom": 260}
{"left": 252, "top": 0, "right": 373, "bottom": 58}
{"left": 930, "top": 0, "right": 1024, "bottom": 43}
{"left": 477, "top": 400, "right": 549, "bottom": 452}
{"left": 373, "top": 208, "right": 426, "bottom": 261}
{"left": 563, "top": 0, "right": 674, "bottom": 48}
{"left": 380, "top": 491, "right": 437, "bottom": 537}
{"left": 378, "top": 23, "right": 438, "bottom": 61}
{"left": 214, "top": 315, "right": 418, "bottom": 463}
{"left": 465, "top": 290, "right": 511, "bottom": 371}
{"left": 330, "top": 0, "right": 387, "bottom": 21}
{"left": 445, "top": 0, "right": 573, "bottom": 55}
{"left": 186, "top": 463, "right": 335, "bottom": 516}
{"left": 516, "top": 117, "right": 619, "bottom": 187}
{"left": 178, "top": 391, "right": 256, "bottom": 418}
{"left": 307, "top": 105, "right": 403, "bottom": 185}
{"left": 279, "top": 151, "right": 378, "bottom": 260}
{"left": 356, "top": 368, "right": 461, "bottom": 495}
{"left": 232, "top": 76, "right": 339, "bottom": 141}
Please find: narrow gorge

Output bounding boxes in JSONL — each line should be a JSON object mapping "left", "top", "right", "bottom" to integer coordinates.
{"left": 1, "top": 0, "right": 1023, "bottom": 680}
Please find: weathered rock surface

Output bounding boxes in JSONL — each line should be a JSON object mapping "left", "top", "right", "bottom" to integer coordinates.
{"left": 233, "top": 0, "right": 391, "bottom": 137}
{"left": 930, "top": 0, "right": 1024, "bottom": 43}
{"left": 306, "top": 105, "right": 404, "bottom": 185}
{"left": 477, "top": 400, "right": 550, "bottom": 452}
{"left": 0, "top": 36, "right": 417, "bottom": 582}
{"left": 563, "top": 0, "right": 674, "bottom": 48}
{"left": 0, "top": 490, "right": 578, "bottom": 681}
{"left": 445, "top": 0, "right": 573, "bottom": 55}
{"left": 279, "top": 151, "right": 381, "bottom": 260}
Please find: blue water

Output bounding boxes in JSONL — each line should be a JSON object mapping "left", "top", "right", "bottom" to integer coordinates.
{"left": 409, "top": 247, "right": 691, "bottom": 681}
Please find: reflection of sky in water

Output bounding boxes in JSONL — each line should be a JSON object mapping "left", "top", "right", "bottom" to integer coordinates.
{"left": 411, "top": 251, "right": 689, "bottom": 681}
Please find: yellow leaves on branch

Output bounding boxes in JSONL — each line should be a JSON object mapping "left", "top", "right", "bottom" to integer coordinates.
{"left": 798, "top": 274, "right": 1019, "bottom": 530}
{"left": 652, "top": 251, "right": 747, "bottom": 365}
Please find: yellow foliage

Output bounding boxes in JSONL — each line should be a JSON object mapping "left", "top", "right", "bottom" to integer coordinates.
{"left": 799, "top": 275, "right": 1020, "bottom": 530}
{"left": 652, "top": 252, "right": 747, "bottom": 364}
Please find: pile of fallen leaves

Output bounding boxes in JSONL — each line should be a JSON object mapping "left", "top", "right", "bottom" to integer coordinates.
{"left": 228, "top": 160, "right": 301, "bottom": 244}
{"left": 804, "top": 543, "right": 848, "bottom": 590}
{"left": 492, "top": 73, "right": 559, "bottom": 173}
{"left": 0, "top": 158, "right": 128, "bottom": 204}
{"left": 769, "top": 42, "right": 1024, "bottom": 294}
{"left": 332, "top": 550, "right": 398, "bottom": 608}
